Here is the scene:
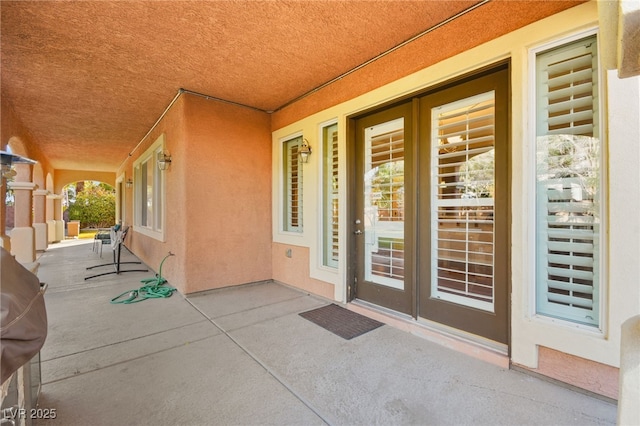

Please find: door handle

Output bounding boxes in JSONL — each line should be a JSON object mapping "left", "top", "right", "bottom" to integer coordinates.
{"left": 354, "top": 229, "right": 363, "bottom": 235}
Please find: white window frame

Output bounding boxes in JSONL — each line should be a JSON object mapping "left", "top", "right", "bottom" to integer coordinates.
{"left": 320, "top": 120, "right": 339, "bottom": 269}
{"left": 133, "top": 134, "right": 166, "bottom": 241}
{"left": 529, "top": 29, "right": 606, "bottom": 330}
{"left": 281, "top": 133, "right": 304, "bottom": 234}
{"left": 115, "top": 172, "right": 125, "bottom": 226}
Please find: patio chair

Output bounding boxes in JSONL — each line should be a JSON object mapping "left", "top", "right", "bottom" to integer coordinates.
{"left": 92, "top": 230, "right": 112, "bottom": 257}
{"left": 85, "top": 226, "right": 148, "bottom": 280}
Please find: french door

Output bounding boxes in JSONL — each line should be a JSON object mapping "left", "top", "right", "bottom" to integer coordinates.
{"left": 418, "top": 68, "right": 509, "bottom": 344}
{"left": 352, "top": 66, "right": 509, "bottom": 344}
{"left": 352, "top": 102, "right": 414, "bottom": 315}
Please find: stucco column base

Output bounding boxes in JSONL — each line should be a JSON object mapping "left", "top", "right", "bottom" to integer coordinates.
{"left": 0, "top": 234, "right": 10, "bottom": 252}
{"left": 55, "top": 220, "right": 65, "bottom": 242}
{"left": 34, "top": 222, "right": 48, "bottom": 251}
{"left": 618, "top": 315, "right": 640, "bottom": 425}
{"left": 47, "top": 220, "right": 56, "bottom": 243}
{"left": 10, "top": 226, "right": 36, "bottom": 263}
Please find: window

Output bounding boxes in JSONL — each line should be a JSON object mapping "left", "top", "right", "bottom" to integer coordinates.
{"left": 283, "top": 136, "right": 303, "bottom": 232}
{"left": 534, "top": 34, "right": 602, "bottom": 327}
{"left": 322, "top": 123, "right": 339, "bottom": 268}
{"left": 134, "top": 134, "right": 165, "bottom": 240}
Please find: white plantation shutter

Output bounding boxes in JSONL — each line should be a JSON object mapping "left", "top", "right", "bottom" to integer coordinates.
{"left": 364, "top": 118, "right": 405, "bottom": 289}
{"left": 431, "top": 91, "right": 496, "bottom": 312}
{"left": 284, "top": 137, "right": 303, "bottom": 232}
{"left": 535, "top": 35, "right": 601, "bottom": 326}
{"left": 323, "top": 124, "right": 339, "bottom": 268}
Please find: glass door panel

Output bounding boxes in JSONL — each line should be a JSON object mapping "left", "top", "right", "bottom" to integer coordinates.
{"left": 431, "top": 92, "right": 496, "bottom": 312}
{"left": 364, "top": 118, "right": 406, "bottom": 290}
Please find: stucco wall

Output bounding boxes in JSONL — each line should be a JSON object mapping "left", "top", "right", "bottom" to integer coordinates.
{"left": 113, "top": 91, "right": 275, "bottom": 295}
{"left": 119, "top": 95, "right": 188, "bottom": 293}
{"left": 180, "top": 94, "right": 272, "bottom": 293}
{"left": 1, "top": 96, "right": 54, "bottom": 250}
{"left": 272, "top": 242, "right": 334, "bottom": 300}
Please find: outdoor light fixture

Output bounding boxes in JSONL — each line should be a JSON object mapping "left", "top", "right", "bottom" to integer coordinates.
{"left": 299, "top": 139, "right": 312, "bottom": 163}
{"left": 1, "top": 166, "right": 16, "bottom": 180}
{"left": 157, "top": 151, "right": 172, "bottom": 171}
{"left": 1, "top": 150, "right": 36, "bottom": 182}
{"left": 126, "top": 178, "right": 133, "bottom": 189}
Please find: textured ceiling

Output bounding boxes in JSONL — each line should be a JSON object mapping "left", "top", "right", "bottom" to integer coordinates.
{"left": 1, "top": 1, "right": 578, "bottom": 172}
{"left": 1, "top": 1, "right": 484, "bottom": 171}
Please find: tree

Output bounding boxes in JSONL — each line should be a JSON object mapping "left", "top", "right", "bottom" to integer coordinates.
{"left": 66, "top": 181, "right": 115, "bottom": 228}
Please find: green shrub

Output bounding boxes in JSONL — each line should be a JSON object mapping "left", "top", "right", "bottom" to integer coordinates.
{"left": 66, "top": 182, "right": 115, "bottom": 228}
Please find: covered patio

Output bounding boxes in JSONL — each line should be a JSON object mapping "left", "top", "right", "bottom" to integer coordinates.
{"left": 34, "top": 239, "right": 616, "bottom": 425}
{"left": 3, "top": 2, "right": 640, "bottom": 423}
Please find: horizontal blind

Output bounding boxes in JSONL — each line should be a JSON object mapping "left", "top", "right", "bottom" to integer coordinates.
{"left": 284, "top": 137, "right": 302, "bottom": 232}
{"left": 371, "top": 237, "right": 405, "bottom": 281}
{"left": 330, "top": 130, "right": 339, "bottom": 264}
{"left": 369, "top": 128, "right": 405, "bottom": 222}
{"left": 323, "top": 124, "right": 339, "bottom": 268}
{"left": 535, "top": 35, "right": 600, "bottom": 326}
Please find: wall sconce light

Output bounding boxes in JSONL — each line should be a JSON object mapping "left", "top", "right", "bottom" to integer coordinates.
{"left": 1, "top": 150, "right": 36, "bottom": 182}
{"left": 125, "top": 178, "right": 133, "bottom": 189}
{"left": 299, "top": 139, "right": 312, "bottom": 164}
{"left": 157, "top": 151, "right": 172, "bottom": 171}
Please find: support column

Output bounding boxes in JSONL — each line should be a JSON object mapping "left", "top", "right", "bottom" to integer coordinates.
{"left": 8, "top": 180, "right": 37, "bottom": 263}
{"left": 46, "top": 194, "right": 55, "bottom": 243}
{"left": 53, "top": 195, "right": 64, "bottom": 242}
{"left": 33, "top": 189, "right": 49, "bottom": 251}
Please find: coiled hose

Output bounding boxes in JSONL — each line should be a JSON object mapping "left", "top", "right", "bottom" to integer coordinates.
{"left": 110, "top": 252, "right": 177, "bottom": 304}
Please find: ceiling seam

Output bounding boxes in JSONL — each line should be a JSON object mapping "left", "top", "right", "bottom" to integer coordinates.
{"left": 119, "top": 88, "right": 270, "bottom": 170}
{"left": 179, "top": 89, "right": 270, "bottom": 113}
{"left": 119, "top": 88, "right": 184, "bottom": 170}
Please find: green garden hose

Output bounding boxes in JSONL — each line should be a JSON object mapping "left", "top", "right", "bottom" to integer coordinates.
{"left": 110, "top": 252, "right": 177, "bottom": 304}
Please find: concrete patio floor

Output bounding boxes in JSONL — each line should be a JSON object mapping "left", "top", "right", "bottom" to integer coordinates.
{"left": 34, "top": 239, "right": 617, "bottom": 425}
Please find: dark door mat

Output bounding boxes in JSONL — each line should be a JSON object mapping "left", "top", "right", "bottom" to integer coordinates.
{"left": 299, "top": 304, "right": 384, "bottom": 340}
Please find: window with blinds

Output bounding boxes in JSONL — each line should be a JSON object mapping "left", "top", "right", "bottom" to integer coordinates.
{"left": 283, "top": 136, "right": 303, "bottom": 232}
{"left": 369, "top": 127, "right": 405, "bottom": 222}
{"left": 431, "top": 91, "right": 496, "bottom": 312}
{"left": 535, "top": 35, "right": 601, "bottom": 326}
{"left": 133, "top": 134, "right": 165, "bottom": 241}
{"left": 323, "top": 123, "right": 339, "bottom": 268}
{"left": 364, "top": 118, "right": 405, "bottom": 289}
